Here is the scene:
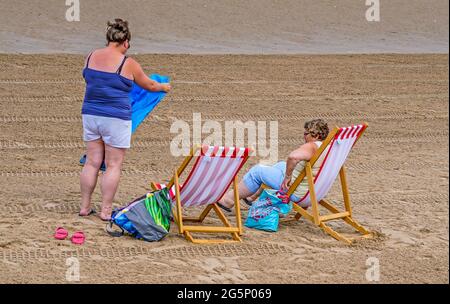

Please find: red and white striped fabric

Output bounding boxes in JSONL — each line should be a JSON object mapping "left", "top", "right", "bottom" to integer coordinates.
{"left": 297, "top": 124, "right": 367, "bottom": 208}
{"left": 154, "top": 145, "right": 250, "bottom": 207}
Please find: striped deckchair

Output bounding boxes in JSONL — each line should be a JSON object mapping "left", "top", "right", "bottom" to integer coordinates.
{"left": 281, "top": 123, "right": 372, "bottom": 244}
{"left": 151, "top": 145, "right": 252, "bottom": 244}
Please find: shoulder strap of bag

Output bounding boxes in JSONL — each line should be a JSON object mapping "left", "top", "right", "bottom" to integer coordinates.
{"left": 105, "top": 221, "right": 125, "bottom": 238}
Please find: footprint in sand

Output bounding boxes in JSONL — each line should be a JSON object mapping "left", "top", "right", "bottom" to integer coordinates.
{"left": 193, "top": 257, "right": 248, "bottom": 283}
{"left": 383, "top": 228, "right": 419, "bottom": 246}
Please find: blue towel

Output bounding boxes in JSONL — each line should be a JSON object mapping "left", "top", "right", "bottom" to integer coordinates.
{"left": 130, "top": 74, "right": 169, "bottom": 133}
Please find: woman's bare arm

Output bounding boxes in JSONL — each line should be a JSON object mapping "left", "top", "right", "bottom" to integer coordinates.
{"left": 128, "top": 58, "right": 171, "bottom": 92}
{"left": 281, "top": 142, "right": 317, "bottom": 191}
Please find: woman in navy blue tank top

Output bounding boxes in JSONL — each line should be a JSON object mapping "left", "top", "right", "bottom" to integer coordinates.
{"left": 79, "top": 19, "right": 171, "bottom": 221}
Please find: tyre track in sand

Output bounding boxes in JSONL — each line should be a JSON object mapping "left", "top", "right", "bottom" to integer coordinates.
{"left": 0, "top": 130, "right": 448, "bottom": 149}
{"left": 0, "top": 156, "right": 448, "bottom": 178}
{"left": 2, "top": 192, "right": 447, "bottom": 214}
{"left": 0, "top": 243, "right": 291, "bottom": 261}
{"left": 0, "top": 111, "right": 448, "bottom": 123}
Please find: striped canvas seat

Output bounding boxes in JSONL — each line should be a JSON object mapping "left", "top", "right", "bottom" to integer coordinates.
{"left": 153, "top": 146, "right": 250, "bottom": 206}
{"left": 151, "top": 145, "right": 252, "bottom": 244}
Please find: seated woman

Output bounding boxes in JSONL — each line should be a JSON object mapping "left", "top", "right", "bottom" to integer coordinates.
{"left": 217, "top": 119, "right": 330, "bottom": 211}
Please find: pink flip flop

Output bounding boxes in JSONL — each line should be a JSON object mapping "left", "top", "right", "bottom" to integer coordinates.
{"left": 54, "top": 227, "right": 68, "bottom": 240}
{"left": 71, "top": 231, "right": 85, "bottom": 245}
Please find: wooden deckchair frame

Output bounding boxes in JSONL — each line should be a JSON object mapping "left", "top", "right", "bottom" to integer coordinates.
{"left": 271, "top": 123, "right": 372, "bottom": 244}
{"left": 151, "top": 145, "right": 248, "bottom": 244}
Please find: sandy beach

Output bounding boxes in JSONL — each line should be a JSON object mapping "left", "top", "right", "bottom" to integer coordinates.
{"left": 0, "top": 53, "right": 448, "bottom": 283}
{"left": 0, "top": 0, "right": 448, "bottom": 284}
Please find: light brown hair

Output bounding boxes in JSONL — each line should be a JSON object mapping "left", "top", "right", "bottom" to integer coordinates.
{"left": 304, "top": 119, "right": 329, "bottom": 140}
{"left": 106, "top": 18, "right": 131, "bottom": 44}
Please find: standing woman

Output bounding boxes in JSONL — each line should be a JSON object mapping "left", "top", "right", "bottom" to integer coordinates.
{"left": 79, "top": 19, "right": 171, "bottom": 220}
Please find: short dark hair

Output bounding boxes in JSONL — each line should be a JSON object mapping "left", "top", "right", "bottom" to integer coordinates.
{"left": 106, "top": 18, "right": 131, "bottom": 44}
{"left": 304, "top": 119, "right": 329, "bottom": 140}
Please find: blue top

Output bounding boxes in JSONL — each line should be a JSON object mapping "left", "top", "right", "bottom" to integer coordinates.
{"left": 81, "top": 54, "right": 133, "bottom": 121}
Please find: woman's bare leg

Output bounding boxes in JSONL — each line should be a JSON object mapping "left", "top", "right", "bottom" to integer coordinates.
{"left": 246, "top": 187, "right": 264, "bottom": 202}
{"left": 80, "top": 139, "right": 104, "bottom": 215}
{"left": 100, "top": 144, "right": 126, "bottom": 220}
{"left": 218, "top": 180, "right": 254, "bottom": 209}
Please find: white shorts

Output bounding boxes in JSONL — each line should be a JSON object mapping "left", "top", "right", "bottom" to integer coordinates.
{"left": 82, "top": 114, "right": 132, "bottom": 148}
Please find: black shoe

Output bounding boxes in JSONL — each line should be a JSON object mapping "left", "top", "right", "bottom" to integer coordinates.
{"left": 242, "top": 198, "right": 253, "bottom": 207}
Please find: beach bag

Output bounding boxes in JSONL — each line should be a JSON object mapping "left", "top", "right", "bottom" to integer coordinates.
{"left": 244, "top": 189, "right": 292, "bottom": 232}
{"left": 106, "top": 188, "right": 171, "bottom": 241}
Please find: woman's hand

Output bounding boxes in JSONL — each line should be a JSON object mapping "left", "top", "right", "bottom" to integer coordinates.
{"left": 276, "top": 191, "right": 289, "bottom": 204}
{"left": 281, "top": 175, "right": 291, "bottom": 192}
{"left": 161, "top": 83, "right": 171, "bottom": 93}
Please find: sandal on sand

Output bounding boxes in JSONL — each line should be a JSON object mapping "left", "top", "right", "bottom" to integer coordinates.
{"left": 216, "top": 202, "right": 232, "bottom": 213}
{"left": 242, "top": 198, "right": 253, "bottom": 207}
{"left": 71, "top": 231, "right": 85, "bottom": 245}
{"left": 78, "top": 209, "right": 96, "bottom": 217}
{"left": 54, "top": 227, "right": 68, "bottom": 240}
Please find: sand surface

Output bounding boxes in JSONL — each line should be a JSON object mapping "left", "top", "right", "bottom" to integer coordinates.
{"left": 0, "top": 53, "right": 448, "bottom": 283}
{"left": 0, "top": 0, "right": 448, "bottom": 54}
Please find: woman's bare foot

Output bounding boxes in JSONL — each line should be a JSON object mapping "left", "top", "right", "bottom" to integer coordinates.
{"left": 99, "top": 214, "right": 111, "bottom": 221}
{"left": 79, "top": 208, "right": 96, "bottom": 216}
{"left": 100, "top": 205, "right": 112, "bottom": 221}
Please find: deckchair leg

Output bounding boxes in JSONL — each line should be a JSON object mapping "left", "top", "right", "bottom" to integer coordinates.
{"left": 292, "top": 203, "right": 314, "bottom": 222}
{"left": 184, "top": 231, "right": 241, "bottom": 244}
{"left": 212, "top": 204, "right": 233, "bottom": 227}
{"left": 305, "top": 163, "right": 320, "bottom": 225}
{"left": 292, "top": 206, "right": 309, "bottom": 221}
{"left": 320, "top": 222, "right": 352, "bottom": 245}
{"left": 171, "top": 205, "right": 179, "bottom": 225}
{"left": 184, "top": 231, "right": 195, "bottom": 243}
{"left": 344, "top": 217, "right": 371, "bottom": 236}
{"left": 184, "top": 204, "right": 214, "bottom": 222}
{"left": 174, "top": 169, "right": 184, "bottom": 234}
{"left": 233, "top": 177, "right": 243, "bottom": 236}
{"left": 177, "top": 202, "right": 243, "bottom": 244}
{"left": 339, "top": 166, "right": 352, "bottom": 217}
{"left": 212, "top": 204, "right": 241, "bottom": 241}
{"left": 320, "top": 199, "right": 371, "bottom": 236}
{"left": 186, "top": 234, "right": 242, "bottom": 244}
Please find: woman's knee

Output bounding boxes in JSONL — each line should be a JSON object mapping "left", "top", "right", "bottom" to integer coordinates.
{"left": 104, "top": 156, "right": 124, "bottom": 169}
{"left": 104, "top": 146, "right": 126, "bottom": 168}
{"left": 86, "top": 156, "right": 103, "bottom": 169}
{"left": 243, "top": 165, "right": 265, "bottom": 192}
{"left": 249, "top": 164, "right": 264, "bottom": 176}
